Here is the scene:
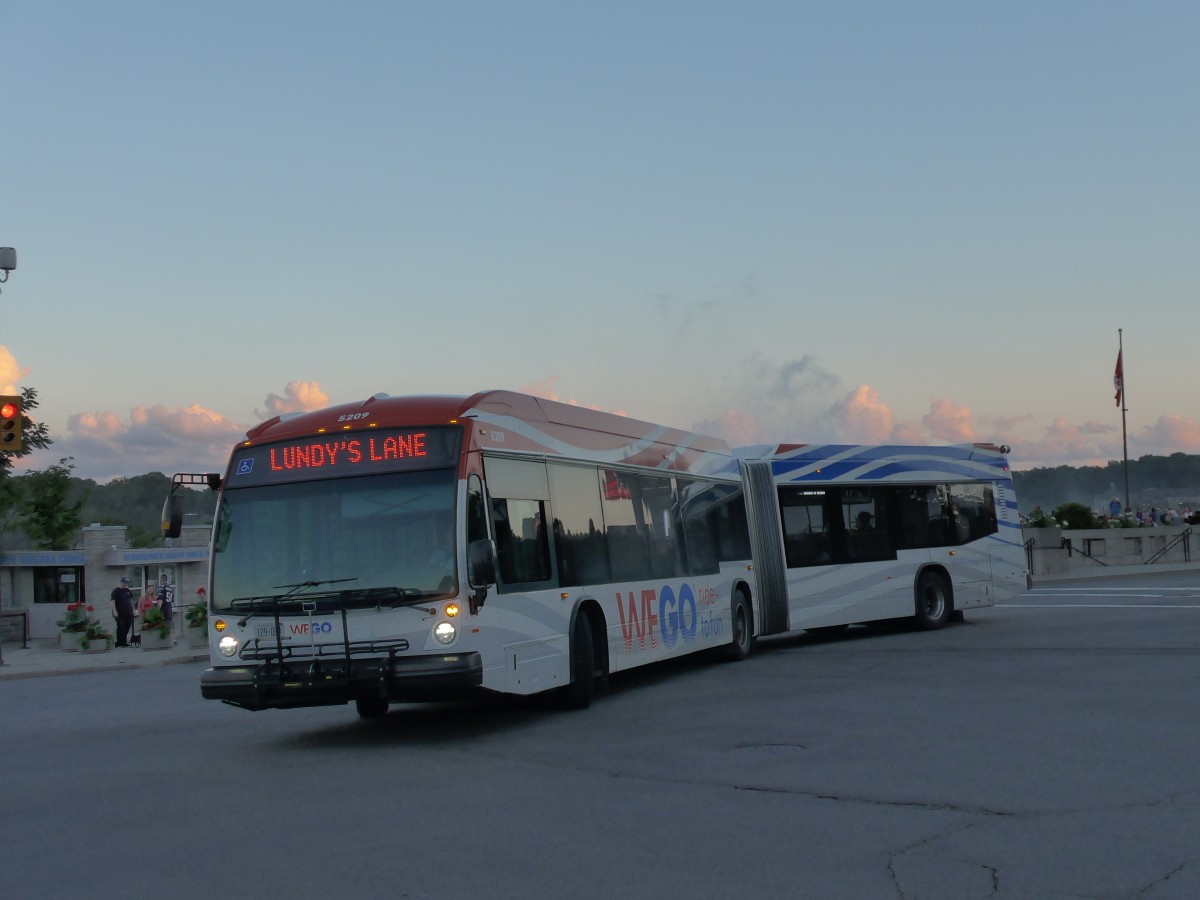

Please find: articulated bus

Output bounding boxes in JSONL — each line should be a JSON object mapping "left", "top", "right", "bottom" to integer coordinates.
{"left": 167, "top": 391, "right": 1027, "bottom": 718}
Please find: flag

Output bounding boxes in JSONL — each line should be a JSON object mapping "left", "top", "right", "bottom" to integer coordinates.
{"left": 1113, "top": 349, "right": 1123, "bottom": 407}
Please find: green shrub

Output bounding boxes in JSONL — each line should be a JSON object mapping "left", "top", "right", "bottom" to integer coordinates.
{"left": 1051, "top": 502, "right": 1099, "bottom": 530}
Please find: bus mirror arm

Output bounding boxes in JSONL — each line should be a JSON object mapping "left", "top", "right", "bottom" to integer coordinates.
{"left": 467, "top": 539, "right": 498, "bottom": 614}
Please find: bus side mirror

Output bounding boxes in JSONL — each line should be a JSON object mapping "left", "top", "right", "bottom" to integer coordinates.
{"left": 162, "top": 493, "right": 184, "bottom": 539}
{"left": 467, "top": 539, "right": 497, "bottom": 613}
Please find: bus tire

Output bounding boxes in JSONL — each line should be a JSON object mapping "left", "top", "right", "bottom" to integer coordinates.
{"left": 914, "top": 571, "right": 952, "bottom": 630}
{"left": 725, "top": 590, "right": 755, "bottom": 661}
{"left": 557, "top": 613, "right": 595, "bottom": 710}
{"left": 355, "top": 697, "right": 389, "bottom": 719}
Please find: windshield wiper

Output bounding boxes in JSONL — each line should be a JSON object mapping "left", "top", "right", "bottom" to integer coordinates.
{"left": 232, "top": 578, "right": 359, "bottom": 626}
{"left": 337, "top": 586, "right": 441, "bottom": 615}
{"left": 272, "top": 577, "right": 358, "bottom": 592}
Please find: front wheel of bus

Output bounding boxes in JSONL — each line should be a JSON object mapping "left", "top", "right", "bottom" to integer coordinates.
{"left": 356, "top": 697, "right": 389, "bottom": 719}
{"left": 557, "top": 614, "right": 595, "bottom": 710}
{"left": 914, "top": 571, "right": 951, "bottom": 630}
{"left": 725, "top": 590, "right": 755, "bottom": 661}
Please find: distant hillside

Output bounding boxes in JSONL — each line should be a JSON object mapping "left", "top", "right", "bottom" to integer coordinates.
{"left": 71, "top": 472, "right": 216, "bottom": 547}
{"left": 1013, "top": 453, "right": 1200, "bottom": 514}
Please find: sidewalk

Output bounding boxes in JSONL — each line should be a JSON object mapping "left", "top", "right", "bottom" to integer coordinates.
{"left": 0, "top": 639, "right": 208, "bottom": 681}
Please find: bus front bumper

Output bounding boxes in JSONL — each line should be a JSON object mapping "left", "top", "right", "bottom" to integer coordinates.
{"left": 200, "top": 651, "right": 484, "bottom": 711}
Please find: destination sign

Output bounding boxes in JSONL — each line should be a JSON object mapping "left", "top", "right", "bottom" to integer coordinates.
{"left": 228, "top": 426, "right": 461, "bottom": 487}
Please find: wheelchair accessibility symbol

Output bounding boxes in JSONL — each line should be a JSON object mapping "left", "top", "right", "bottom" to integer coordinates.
{"left": 237, "top": 459, "right": 254, "bottom": 475}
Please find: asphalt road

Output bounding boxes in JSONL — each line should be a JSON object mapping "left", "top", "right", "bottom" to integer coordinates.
{"left": 3, "top": 571, "right": 1199, "bottom": 899}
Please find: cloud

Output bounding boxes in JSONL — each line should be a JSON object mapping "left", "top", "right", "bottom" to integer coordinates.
{"left": 57, "top": 402, "right": 247, "bottom": 481}
{"left": 0, "top": 346, "right": 30, "bottom": 393}
{"left": 22, "top": 381, "right": 331, "bottom": 481}
{"left": 828, "top": 385, "right": 896, "bottom": 442}
{"left": 255, "top": 381, "right": 329, "bottom": 420}
{"left": 692, "top": 408, "right": 760, "bottom": 446}
{"left": 923, "top": 396, "right": 976, "bottom": 443}
{"left": 1143, "top": 413, "right": 1200, "bottom": 449}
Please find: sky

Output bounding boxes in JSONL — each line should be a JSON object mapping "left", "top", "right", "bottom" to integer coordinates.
{"left": 2, "top": 1, "right": 1197, "bottom": 482}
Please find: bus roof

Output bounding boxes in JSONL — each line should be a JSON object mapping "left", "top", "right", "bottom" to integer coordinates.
{"left": 736, "top": 442, "right": 1012, "bottom": 484}
{"left": 241, "top": 390, "right": 736, "bottom": 475}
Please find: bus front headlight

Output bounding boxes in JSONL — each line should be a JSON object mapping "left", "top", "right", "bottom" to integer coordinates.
{"left": 434, "top": 621, "right": 456, "bottom": 645}
{"left": 218, "top": 635, "right": 240, "bottom": 657}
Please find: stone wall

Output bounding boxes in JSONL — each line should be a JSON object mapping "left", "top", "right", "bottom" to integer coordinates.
{"left": 1023, "top": 525, "right": 1199, "bottom": 580}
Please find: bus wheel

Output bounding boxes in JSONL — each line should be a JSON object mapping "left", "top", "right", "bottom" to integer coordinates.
{"left": 725, "top": 590, "right": 755, "bottom": 661}
{"left": 914, "top": 571, "right": 951, "bottom": 630}
{"left": 557, "top": 613, "right": 595, "bottom": 710}
{"left": 355, "top": 697, "right": 389, "bottom": 719}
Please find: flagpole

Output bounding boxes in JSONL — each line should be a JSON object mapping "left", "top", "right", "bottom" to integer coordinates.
{"left": 1119, "top": 328, "right": 1130, "bottom": 513}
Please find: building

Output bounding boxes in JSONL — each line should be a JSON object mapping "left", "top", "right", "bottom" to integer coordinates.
{"left": 0, "top": 524, "right": 211, "bottom": 643}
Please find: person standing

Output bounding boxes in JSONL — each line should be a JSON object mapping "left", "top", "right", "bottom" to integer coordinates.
{"left": 110, "top": 576, "right": 134, "bottom": 647}
{"left": 138, "top": 585, "right": 157, "bottom": 620}
{"left": 157, "top": 573, "right": 175, "bottom": 625}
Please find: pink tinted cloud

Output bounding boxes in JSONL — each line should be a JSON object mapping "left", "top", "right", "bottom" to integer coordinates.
{"left": 828, "top": 385, "right": 896, "bottom": 442}
{"left": 0, "top": 346, "right": 29, "bottom": 393}
{"left": 46, "top": 381, "right": 332, "bottom": 481}
{"left": 255, "top": 381, "right": 329, "bottom": 419}
{"left": 923, "top": 396, "right": 976, "bottom": 443}
{"left": 1144, "top": 413, "right": 1200, "bottom": 449}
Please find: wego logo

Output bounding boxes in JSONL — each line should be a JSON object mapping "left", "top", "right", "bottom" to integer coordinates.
{"left": 616, "top": 583, "right": 706, "bottom": 654}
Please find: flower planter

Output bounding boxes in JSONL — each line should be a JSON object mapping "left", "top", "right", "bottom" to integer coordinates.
{"left": 81, "top": 639, "right": 111, "bottom": 654}
{"left": 60, "top": 631, "right": 85, "bottom": 652}
{"left": 140, "top": 629, "right": 172, "bottom": 651}
{"left": 186, "top": 626, "right": 208, "bottom": 649}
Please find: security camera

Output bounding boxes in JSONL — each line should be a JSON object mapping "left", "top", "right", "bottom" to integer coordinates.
{"left": 0, "top": 248, "right": 15, "bottom": 273}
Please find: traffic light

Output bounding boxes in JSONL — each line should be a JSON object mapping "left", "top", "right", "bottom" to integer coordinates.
{"left": 0, "top": 395, "right": 22, "bottom": 452}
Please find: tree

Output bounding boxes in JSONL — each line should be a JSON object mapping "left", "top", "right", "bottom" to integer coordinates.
{"left": 18, "top": 457, "right": 88, "bottom": 550}
{"left": 0, "top": 387, "right": 54, "bottom": 546}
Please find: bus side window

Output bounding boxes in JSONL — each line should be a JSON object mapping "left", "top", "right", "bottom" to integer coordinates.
{"left": 490, "top": 497, "right": 551, "bottom": 586}
{"left": 778, "top": 487, "right": 830, "bottom": 568}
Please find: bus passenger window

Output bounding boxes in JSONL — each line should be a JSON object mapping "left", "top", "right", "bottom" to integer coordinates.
{"left": 490, "top": 497, "right": 551, "bottom": 586}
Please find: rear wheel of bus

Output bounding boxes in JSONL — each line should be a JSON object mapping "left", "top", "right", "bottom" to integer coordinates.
{"left": 724, "top": 589, "right": 755, "bottom": 661}
{"left": 914, "top": 571, "right": 952, "bottom": 630}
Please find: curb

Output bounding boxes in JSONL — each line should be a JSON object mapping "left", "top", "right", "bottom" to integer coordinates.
{"left": 0, "top": 652, "right": 208, "bottom": 682}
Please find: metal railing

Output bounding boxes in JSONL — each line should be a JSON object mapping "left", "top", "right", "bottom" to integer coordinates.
{"left": 1144, "top": 526, "right": 1192, "bottom": 565}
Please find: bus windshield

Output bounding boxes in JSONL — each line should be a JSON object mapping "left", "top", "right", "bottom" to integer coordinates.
{"left": 211, "top": 468, "right": 458, "bottom": 612}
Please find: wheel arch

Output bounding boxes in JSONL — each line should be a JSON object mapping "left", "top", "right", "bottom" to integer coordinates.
{"left": 914, "top": 564, "right": 954, "bottom": 610}
{"left": 570, "top": 597, "right": 609, "bottom": 679}
{"left": 732, "top": 577, "right": 756, "bottom": 636}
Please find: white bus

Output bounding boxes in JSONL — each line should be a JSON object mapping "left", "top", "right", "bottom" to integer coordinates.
{"left": 734, "top": 442, "right": 1028, "bottom": 638}
{"left": 168, "top": 393, "right": 1027, "bottom": 717}
{"left": 168, "top": 390, "right": 756, "bottom": 716}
